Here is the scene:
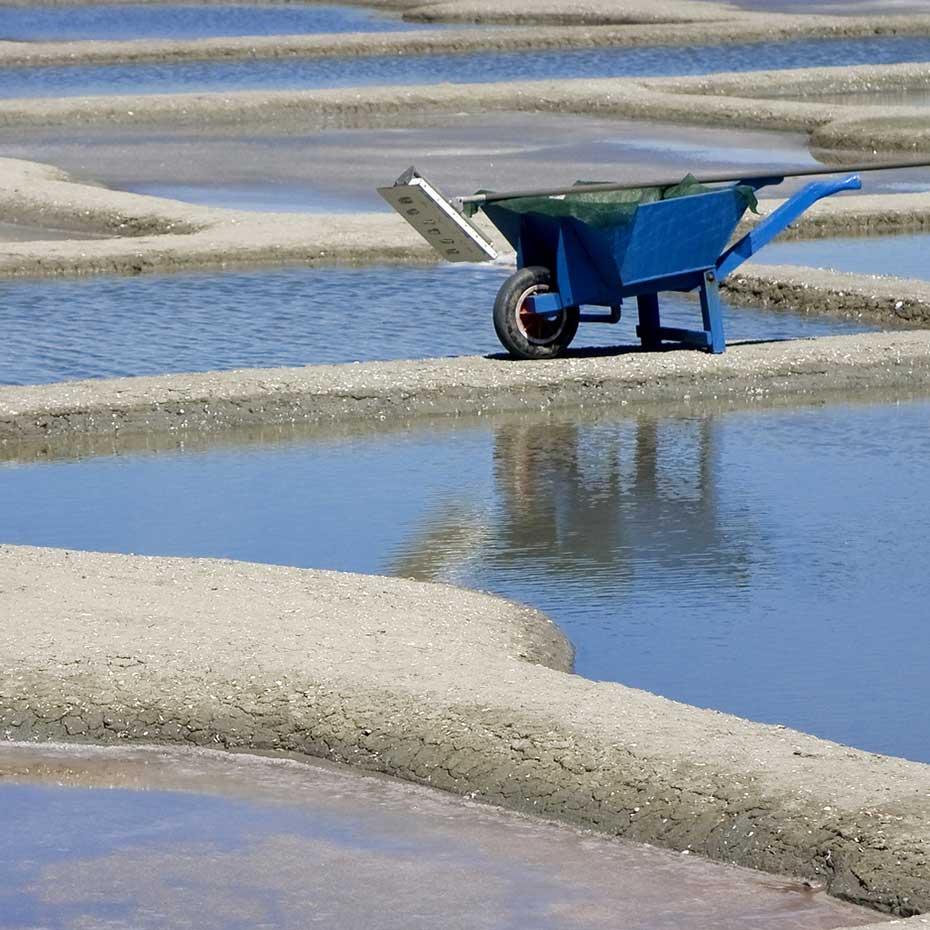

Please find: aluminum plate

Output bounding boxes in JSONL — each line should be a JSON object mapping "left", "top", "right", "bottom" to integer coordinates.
{"left": 378, "top": 173, "right": 497, "bottom": 264}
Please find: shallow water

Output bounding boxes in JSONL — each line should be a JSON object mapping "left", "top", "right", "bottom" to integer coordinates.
{"left": 751, "top": 232, "right": 930, "bottom": 280}
{"left": 0, "top": 3, "right": 435, "bottom": 41}
{"left": 0, "top": 742, "right": 879, "bottom": 930}
{"left": 0, "top": 263, "right": 879, "bottom": 385}
{"left": 3, "top": 37, "right": 930, "bottom": 97}
{"left": 4, "top": 396, "right": 930, "bottom": 763}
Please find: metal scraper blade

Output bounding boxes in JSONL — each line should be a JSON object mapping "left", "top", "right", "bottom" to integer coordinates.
{"left": 378, "top": 167, "right": 498, "bottom": 263}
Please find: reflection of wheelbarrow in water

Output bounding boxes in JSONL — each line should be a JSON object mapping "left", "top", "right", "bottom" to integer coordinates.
{"left": 379, "top": 166, "right": 864, "bottom": 359}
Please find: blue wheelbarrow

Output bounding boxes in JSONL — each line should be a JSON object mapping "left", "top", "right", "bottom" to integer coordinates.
{"left": 379, "top": 167, "right": 862, "bottom": 359}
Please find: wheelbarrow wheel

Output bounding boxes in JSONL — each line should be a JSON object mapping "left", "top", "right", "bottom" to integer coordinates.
{"left": 493, "top": 266, "right": 579, "bottom": 360}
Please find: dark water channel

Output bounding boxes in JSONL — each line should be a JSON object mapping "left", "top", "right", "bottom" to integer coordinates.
{"left": 0, "top": 264, "right": 879, "bottom": 386}
{"left": 0, "top": 4, "right": 436, "bottom": 41}
{"left": 0, "top": 742, "right": 880, "bottom": 930}
{"left": 3, "top": 396, "right": 930, "bottom": 763}
{"left": 3, "top": 37, "right": 930, "bottom": 97}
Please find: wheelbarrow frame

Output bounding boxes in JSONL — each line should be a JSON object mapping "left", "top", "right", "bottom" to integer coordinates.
{"left": 492, "top": 174, "right": 861, "bottom": 356}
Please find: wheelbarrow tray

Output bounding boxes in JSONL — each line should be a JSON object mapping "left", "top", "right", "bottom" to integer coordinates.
{"left": 482, "top": 186, "right": 750, "bottom": 306}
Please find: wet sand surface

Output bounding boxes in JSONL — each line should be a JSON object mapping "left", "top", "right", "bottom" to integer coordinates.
{"left": 393, "top": 0, "right": 922, "bottom": 25}
{"left": 0, "top": 116, "right": 824, "bottom": 213}
{"left": 0, "top": 741, "right": 883, "bottom": 930}
{"left": 801, "top": 89, "right": 930, "bottom": 109}
{"left": 0, "top": 220, "right": 109, "bottom": 242}
{"left": 4, "top": 117, "right": 926, "bottom": 219}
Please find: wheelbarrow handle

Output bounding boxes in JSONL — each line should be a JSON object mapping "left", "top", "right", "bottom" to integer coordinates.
{"left": 716, "top": 174, "right": 862, "bottom": 280}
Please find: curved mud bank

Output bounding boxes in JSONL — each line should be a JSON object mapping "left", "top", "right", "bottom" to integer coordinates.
{"left": 0, "top": 66, "right": 928, "bottom": 157}
{"left": 0, "top": 157, "right": 200, "bottom": 239}
{"left": 404, "top": 0, "right": 731, "bottom": 24}
{"left": 2, "top": 541, "right": 930, "bottom": 919}
{"left": 402, "top": 0, "right": 917, "bottom": 27}
{"left": 0, "top": 157, "right": 434, "bottom": 277}
{"left": 3, "top": 329, "right": 930, "bottom": 444}
{"left": 0, "top": 76, "right": 852, "bottom": 135}
{"left": 725, "top": 266, "right": 930, "bottom": 326}
{"left": 662, "top": 60, "right": 930, "bottom": 99}
{"left": 0, "top": 207, "right": 433, "bottom": 278}
{"left": 812, "top": 115, "right": 930, "bottom": 159}
{"left": 649, "top": 62, "right": 930, "bottom": 154}
{"left": 740, "top": 190, "right": 930, "bottom": 240}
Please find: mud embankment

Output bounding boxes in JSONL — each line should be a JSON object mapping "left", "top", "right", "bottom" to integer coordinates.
{"left": 1, "top": 329, "right": 929, "bottom": 445}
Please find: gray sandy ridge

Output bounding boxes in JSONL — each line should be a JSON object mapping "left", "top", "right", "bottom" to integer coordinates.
{"left": 2, "top": 542, "right": 930, "bottom": 924}
{"left": 723, "top": 265, "right": 930, "bottom": 326}
{"left": 395, "top": 0, "right": 919, "bottom": 26}
{"left": 2, "top": 330, "right": 929, "bottom": 445}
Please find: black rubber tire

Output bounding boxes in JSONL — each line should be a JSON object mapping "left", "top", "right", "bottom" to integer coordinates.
{"left": 493, "top": 266, "right": 580, "bottom": 360}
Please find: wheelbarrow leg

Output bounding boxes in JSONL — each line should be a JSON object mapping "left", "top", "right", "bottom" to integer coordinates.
{"left": 699, "top": 272, "right": 725, "bottom": 355}
{"left": 637, "top": 293, "right": 661, "bottom": 349}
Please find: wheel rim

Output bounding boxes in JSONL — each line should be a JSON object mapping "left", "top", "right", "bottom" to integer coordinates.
{"left": 515, "top": 284, "right": 567, "bottom": 346}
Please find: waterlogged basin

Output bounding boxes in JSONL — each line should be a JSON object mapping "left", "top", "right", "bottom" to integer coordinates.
{"left": 0, "top": 3, "right": 437, "bottom": 42}
{"left": 0, "top": 742, "right": 880, "bottom": 930}
{"left": 750, "top": 232, "right": 930, "bottom": 280}
{"left": 3, "top": 397, "right": 930, "bottom": 763}
{"left": 2, "top": 37, "right": 930, "bottom": 97}
{"left": 0, "top": 264, "right": 880, "bottom": 386}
